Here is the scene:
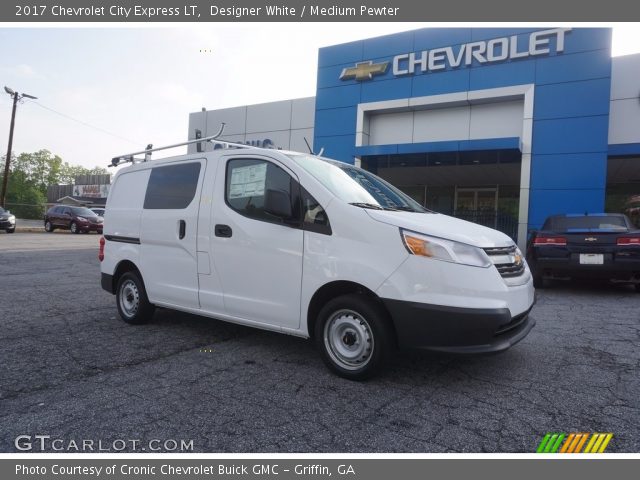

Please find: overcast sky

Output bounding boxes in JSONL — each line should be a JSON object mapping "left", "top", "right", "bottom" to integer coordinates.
{"left": 1, "top": 24, "right": 638, "bottom": 170}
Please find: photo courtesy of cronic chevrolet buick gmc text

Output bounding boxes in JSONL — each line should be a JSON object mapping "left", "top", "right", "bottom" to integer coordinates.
{"left": 99, "top": 137, "right": 535, "bottom": 380}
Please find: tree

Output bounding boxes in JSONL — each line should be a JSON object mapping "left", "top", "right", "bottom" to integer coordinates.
{"left": 0, "top": 164, "right": 47, "bottom": 219}
{"left": 58, "top": 162, "right": 108, "bottom": 184}
{"left": 11, "top": 150, "right": 63, "bottom": 192}
{"left": 0, "top": 150, "right": 109, "bottom": 219}
{"left": 58, "top": 162, "right": 88, "bottom": 185}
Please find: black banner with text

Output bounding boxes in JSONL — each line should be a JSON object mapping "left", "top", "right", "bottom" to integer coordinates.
{"left": 3, "top": 0, "right": 640, "bottom": 22}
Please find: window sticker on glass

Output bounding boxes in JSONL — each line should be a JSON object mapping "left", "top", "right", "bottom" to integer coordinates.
{"left": 229, "top": 163, "right": 267, "bottom": 199}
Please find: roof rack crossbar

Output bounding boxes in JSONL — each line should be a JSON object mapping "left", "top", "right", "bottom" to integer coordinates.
{"left": 110, "top": 140, "right": 255, "bottom": 167}
{"left": 109, "top": 122, "right": 273, "bottom": 167}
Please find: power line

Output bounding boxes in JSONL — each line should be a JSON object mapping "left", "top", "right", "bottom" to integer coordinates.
{"left": 28, "top": 101, "right": 138, "bottom": 145}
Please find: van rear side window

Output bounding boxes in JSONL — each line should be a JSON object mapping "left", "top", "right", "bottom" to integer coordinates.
{"left": 144, "top": 163, "right": 201, "bottom": 209}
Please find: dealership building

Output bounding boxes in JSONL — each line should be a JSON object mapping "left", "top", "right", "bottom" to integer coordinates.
{"left": 188, "top": 27, "right": 640, "bottom": 248}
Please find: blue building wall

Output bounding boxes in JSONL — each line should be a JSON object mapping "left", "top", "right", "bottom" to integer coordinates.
{"left": 313, "top": 28, "right": 612, "bottom": 231}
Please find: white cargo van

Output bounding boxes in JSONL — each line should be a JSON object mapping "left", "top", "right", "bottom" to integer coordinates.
{"left": 100, "top": 137, "right": 535, "bottom": 380}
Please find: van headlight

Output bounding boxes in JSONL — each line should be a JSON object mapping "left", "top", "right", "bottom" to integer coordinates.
{"left": 401, "top": 229, "right": 491, "bottom": 268}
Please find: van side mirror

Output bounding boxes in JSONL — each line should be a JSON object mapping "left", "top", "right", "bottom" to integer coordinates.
{"left": 264, "top": 189, "right": 292, "bottom": 219}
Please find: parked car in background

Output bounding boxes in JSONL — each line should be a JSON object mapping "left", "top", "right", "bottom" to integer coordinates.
{"left": 0, "top": 206, "right": 16, "bottom": 233}
{"left": 90, "top": 208, "right": 105, "bottom": 217}
{"left": 44, "top": 205, "right": 104, "bottom": 234}
{"left": 527, "top": 213, "right": 640, "bottom": 291}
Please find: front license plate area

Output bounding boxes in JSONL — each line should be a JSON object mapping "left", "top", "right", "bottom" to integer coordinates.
{"left": 580, "top": 253, "right": 603, "bottom": 265}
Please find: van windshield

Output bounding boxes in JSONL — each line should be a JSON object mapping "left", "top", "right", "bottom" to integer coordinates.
{"left": 288, "top": 154, "right": 427, "bottom": 213}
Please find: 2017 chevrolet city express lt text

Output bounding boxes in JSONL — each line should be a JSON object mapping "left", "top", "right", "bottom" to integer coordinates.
{"left": 100, "top": 140, "right": 535, "bottom": 379}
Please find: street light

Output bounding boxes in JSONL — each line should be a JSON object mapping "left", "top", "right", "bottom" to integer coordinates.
{"left": 1, "top": 86, "right": 37, "bottom": 208}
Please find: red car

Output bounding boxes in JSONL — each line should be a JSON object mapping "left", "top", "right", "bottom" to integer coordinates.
{"left": 44, "top": 205, "right": 104, "bottom": 234}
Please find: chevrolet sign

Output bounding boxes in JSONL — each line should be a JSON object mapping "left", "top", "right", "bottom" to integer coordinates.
{"left": 339, "top": 28, "right": 571, "bottom": 81}
{"left": 340, "top": 61, "right": 389, "bottom": 81}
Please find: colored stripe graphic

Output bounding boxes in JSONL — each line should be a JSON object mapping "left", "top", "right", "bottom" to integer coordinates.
{"left": 549, "top": 434, "right": 565, "bottom": 453}
{"left": 584, "top": 434, "right": 598, "bottom": 453}
{"left": 569, "top": 433, "right": 589, "bottom": 453}
{"left": 597, "top": 433, "right": 613, "bottom": 453}
{"left": 536, "top": 434, "right": 552, "bottom": 453}
{"left": 543, "top": 434, "right": 559, "bottom": 453}
{"left": 537, "top": 433, "right": 613, "bottom": 453}
{"left": 559, "top": 433, "right": 576, "bottom": 453}
{"left": 573, "top": 433, "right": 589, "bottom": 453}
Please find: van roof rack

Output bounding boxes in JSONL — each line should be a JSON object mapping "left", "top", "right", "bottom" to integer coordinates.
{"left": 109, "top": 123, "right": 265, "bottom": 168}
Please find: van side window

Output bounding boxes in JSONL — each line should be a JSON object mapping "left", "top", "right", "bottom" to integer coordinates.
{"left": 226, "top": 158, "right": 295, "bottom": 224}
{"left": 144, "top": 163, "right": 201, "bottom": 209}
{"left": 301, "top": 187, "right": 331, "bottom": 235}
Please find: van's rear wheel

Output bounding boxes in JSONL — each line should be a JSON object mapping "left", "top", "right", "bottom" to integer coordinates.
{"left": 116, "top": 271, "right": 155, "bottom": 324}
{"left": 315, "top": 294, "right": 393, "bottom": 380}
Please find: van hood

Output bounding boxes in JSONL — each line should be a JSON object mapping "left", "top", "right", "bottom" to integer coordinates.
{"left": 365, "top": 210, "right": 514, "bottom": 248}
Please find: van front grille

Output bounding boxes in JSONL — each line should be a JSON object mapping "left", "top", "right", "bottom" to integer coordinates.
{"left": 484, "top": 245, "right": 525, "bottom": 278}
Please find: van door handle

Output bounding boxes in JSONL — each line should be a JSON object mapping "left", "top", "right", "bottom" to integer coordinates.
{"left": 215, "top": 224, "right": 232, "bottom": 238}
{"left": 178, "top": 220, "right": 186, "bottom": 239}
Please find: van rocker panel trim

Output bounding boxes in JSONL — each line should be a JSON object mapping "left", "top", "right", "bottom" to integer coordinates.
{"left": 382, "top": 299, "right": 535, "bottom": 354}
{"left": 104, "top": 234, "right": 141, "bottom": 245}
{"left": 101, "top": 273, "right": 115, "bottom": 294}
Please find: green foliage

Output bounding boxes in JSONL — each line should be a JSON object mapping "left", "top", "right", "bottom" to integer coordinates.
{"left": 12, "top": 150, "right": 63, "bottom": 192}
{"left": 1, "top": 150, "right": 108, "bottom": 219}
{"left": 4, "top": 169, "right": 47, "bottom": 219}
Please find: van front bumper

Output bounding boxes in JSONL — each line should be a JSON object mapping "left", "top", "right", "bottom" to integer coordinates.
{"left": 382, "top": 299, "right": 535, "bottom": 354}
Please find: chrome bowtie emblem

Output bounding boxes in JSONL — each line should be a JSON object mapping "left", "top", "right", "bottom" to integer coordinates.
{"left": 584, "top": 237, "right": 597, "bottom": 242}
{"left": 339, "top": 61, "right": 389, "bottom": 81}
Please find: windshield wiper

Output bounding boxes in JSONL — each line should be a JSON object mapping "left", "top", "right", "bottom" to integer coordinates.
{"left": 349, "top": 202, "right": 384, "bottom": 210}
{"left": 392, "top": 205, "right": 418, "bottom": 212}
{"left": 349, "top": 202, "right": 422, "bottom": 212}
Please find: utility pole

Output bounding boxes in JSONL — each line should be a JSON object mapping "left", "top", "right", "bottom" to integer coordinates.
{"left": 2, "top": 86, "right": 37, "bottom": 208}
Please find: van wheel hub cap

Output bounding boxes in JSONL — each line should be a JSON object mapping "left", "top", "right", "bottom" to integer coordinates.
{"left": 324, "top": 309, "right": 374, "bottom": 370}
{"left": 119, "top": 280, "right": 139, "bottom": 317}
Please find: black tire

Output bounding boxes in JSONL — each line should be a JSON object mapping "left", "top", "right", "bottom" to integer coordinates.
{"left": 115, "top": 271, "right": 155, "bottom": 325}
{"left": 635, "top": 283, "right": 640, "bottom": 293}
{"left": 70, "top": 221, "right": 79, "bottom": 234}
{"left": 6, "top": 227, "right": 15, "bottom": 234}
{"left": 44, "top": 220, "right": 54, "bottom": 232}
{"left": 315, "top": 294, "right": 394, "bottom": 381}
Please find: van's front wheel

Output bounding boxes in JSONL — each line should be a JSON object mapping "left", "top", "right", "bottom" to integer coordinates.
{"left": 315, "top": 294, "right": 393, "bottom": 380}
{"left": 116, "top": 271, "right": 155, "bottom": 324}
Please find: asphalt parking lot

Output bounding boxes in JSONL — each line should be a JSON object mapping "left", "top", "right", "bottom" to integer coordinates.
{"left": 0, "top": 232, "right": 638, "bottom": 452}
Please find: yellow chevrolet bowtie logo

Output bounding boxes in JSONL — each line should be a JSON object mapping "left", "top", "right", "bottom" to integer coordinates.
{"left": 340, "top": 61, "right": 389, "bottom": 81}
